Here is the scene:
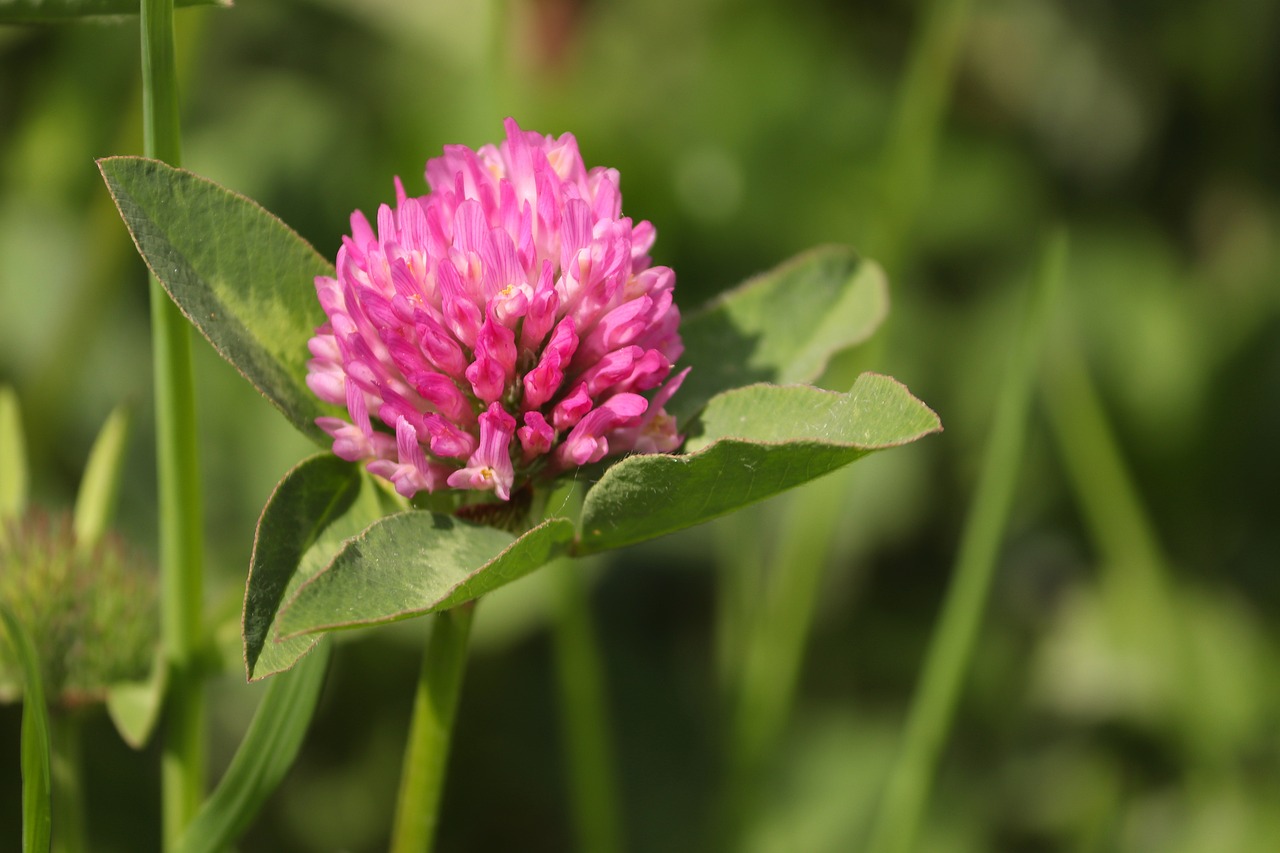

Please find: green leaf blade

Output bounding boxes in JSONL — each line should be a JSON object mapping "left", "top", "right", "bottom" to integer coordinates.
{"left": 97, "top": 156, "right": 337, "bottom": 443}
{"left": 0, "top": 386, "right": 28, "bottom": 523}
{"left": 673, "top": 246, "right": 888, "bottom": 422}
{"left": 579, "top": 374, "right": 940, "bottom": 554}
{"left": 277, "top": 514, "right": 576, "bottom": 639}
{"left": 106, "top": 655, "right": 167, "bottom": 750}
{"left": 688, "top": 374, "right": 942, "bottom": 451}
{"left": 1, "top": 606, "right": 52, "bottom": 853}
{"left": 243, "top": 454, "right": 365, "bottom": 680}
{"left": 175, "top": 641, "right": 330, "bottom": 853}
{"left": 73, "top": 404, "right": 130, "bottom": 553}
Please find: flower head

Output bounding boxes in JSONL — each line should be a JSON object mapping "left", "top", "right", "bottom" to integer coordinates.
{"left": 0, "top": 512, "right": 157, "bottom": 708}
{"left": 308, "top": 119, "right": 685, "bottom": 500}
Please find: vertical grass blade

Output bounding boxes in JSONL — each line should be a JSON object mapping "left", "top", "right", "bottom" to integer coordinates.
{"left": 2, "top": 605, "right": 53, "bottom": 853}
{"left": 866, "top": 232, "right": 1066, "bottom": 853}
{"left": 1039, "top": 285, "right": 1200, "bottom": 754}
{"left": 72, "top": 404, "right": 130, "bottom": 553}
{"left": 1041, "top": 316, "right": 1173, "bottom": 605}
{"left": 173, "top": 641, "right": 331, "bottom": 853}
{"left": 0, "top": 387, "right": 28, "bottom": 523}
{"left": 714, "top": 0, "right": 975, "bottom": 841}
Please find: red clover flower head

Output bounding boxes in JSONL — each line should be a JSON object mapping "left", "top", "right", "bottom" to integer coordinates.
{"left": 307, "top": 119, "right": 686, "bottom": 501}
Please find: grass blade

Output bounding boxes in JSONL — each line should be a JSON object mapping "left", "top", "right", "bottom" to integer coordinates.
{"left": 0, "top": 386, "right": 28, "bottom": 524}
{"left": 73, "top": 404, "right": 130, "bottom": 553}
{"left": 173, "top": 640, "right": 331, "bottom": 853}
{"left": 2, "top": 604, "right": 53, "bottom": 853}
{"left": 867, "top": 232, "right": 1066, "bottom": 853}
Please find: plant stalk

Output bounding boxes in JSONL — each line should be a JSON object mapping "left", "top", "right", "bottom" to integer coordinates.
{"left": 552, "top": 560, "right": 624, "bottom": 853}
{"left": 390, "top": 603, "right": 477, "bottom": 853}
{"left": 141, "top": 0, "right": 206, "bottom": 847}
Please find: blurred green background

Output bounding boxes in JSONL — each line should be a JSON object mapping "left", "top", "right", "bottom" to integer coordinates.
{"left": 2, "top": 0, "right": 1278, "bottom": 850}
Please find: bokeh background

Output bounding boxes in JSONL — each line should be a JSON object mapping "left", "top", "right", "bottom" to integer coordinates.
{"left": 2, "top": 0, "right": 1278, "bottom": 850}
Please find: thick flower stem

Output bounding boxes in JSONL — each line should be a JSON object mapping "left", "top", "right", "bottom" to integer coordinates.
{"left": 866, "top": 234, "right": 1064, "bottom": 853}
{"left": 142, "top": 0, "right": 182, "bottom": 166}
{"left": 390, "top": 603, "right": 477, "bottom": 853}
{"left": 141, "top": 0, "right": 206, "bottom": 848}
{"left": 552, "top": 560, "right": 624, "bottom": 853}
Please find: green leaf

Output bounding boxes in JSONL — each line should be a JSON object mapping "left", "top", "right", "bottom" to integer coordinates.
{"left": 276, "top": 514, "right": 576, "bottom": 639}
{"left": 106, "top": 650, "right": 167, "bottom": 750}
{"left": 578, "top": 374, "right": 940, "bottom": 554}
{"left": 685, "top": 375, "right": 941, "bottom": 452}
{"left": 174, "top": 640, "right": 330, "bottom": 853}
{"left": 0, "top": 386, "right": 28, "bottom": 523}
{"left": 673, "top": 246, "right": 888, "bottom": 422}
{"left": 243, "top": 454, "right": 367, "bottom": 680}
{"left": 97, "top": 157, "right": 338, "bottom": 444}
{"left": 1, "top": 606, "right": 52, "bottom": 853}
{"left": 0, "top": 0, "right": 227, "bottom": 23}
{"left": 73, "top": 404, "right": 130, "bottom": 554}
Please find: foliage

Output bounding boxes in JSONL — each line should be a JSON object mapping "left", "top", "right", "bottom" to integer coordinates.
{"left": 98, "top": 153, "right": 936, "bottom": 681}
{"left": 2, "top": 0, "right": 1277, "bottom": 850}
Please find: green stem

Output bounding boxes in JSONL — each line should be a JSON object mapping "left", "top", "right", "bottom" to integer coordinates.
{"left": 1, "top": 605, "right": 52, "bottom": 853}
{"left": 866, "top": 234, "right": 1066, "bottom": 853}
{"left": 552, "top": 560, "right": 624, "bottom": 853}
{"left": 390, "top": 603, "right": 477, "bottom": 853}
{"left": 141, "top": 0, "right": 205, "bottom": 848}
{"left": 142, "top": 0, "right": 182, "bottom": 165}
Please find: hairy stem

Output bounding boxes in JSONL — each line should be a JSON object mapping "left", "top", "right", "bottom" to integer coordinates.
{"left": 141, "top": 0, "right": 205, "bottom": 847}
{"left": 390, "top": 603, "right": 477, "bottom": 853}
